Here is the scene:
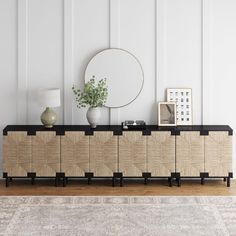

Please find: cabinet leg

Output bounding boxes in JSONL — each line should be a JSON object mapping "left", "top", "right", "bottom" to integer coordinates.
{"left": 223, "top": 177, "right": 227, "bottom": 182}
{"left": 112, "top": 177, "right": 115, "bottom": 187}
{"left": 120, "top": 177, "right": 123, "bottom": 187}
{"left": 144, "top": 178, "right": 148, "bottom": 185}
{"left": 63, "top": 177, "right": 66, "bottom": 187}
{"left": 177, "top": 178, "right": 181, "bottom": 187}
{"left": 55, "top": 177, "right": 59, "bottom": 187}
{"left": 31, "top": 177, "right": 35, "bottom": 185}
{"left": 227, "top": 177, "right": 230, "bottom": 187}
{"left": 5, "top": 177, "right": 9, "bottom": 187}
{"left": 88, "top": 178, "right": 91, "bottom": 185}
{"left": 168, "top": 177, "right": 172, "bottom": 187}
{"left": 201, "top": 178, "right": 205, "bottom": 185}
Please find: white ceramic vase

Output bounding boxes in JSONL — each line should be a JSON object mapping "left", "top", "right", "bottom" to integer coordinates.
{"left": 86, "top": 107, "right": 101, "bottom": 128}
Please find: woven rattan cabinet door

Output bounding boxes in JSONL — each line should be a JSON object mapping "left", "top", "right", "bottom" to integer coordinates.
{"left": 32, "top": 132, "right": 60, "bottom": 177}
{"left": 176, "top": 132, "right": 204, "bottom": 176}
{"left": 147, "top": 132, "right": 175, "bottom": 176}
{"left": 61, "top": 132, "right": 89, "bottom": 176}
{"left": 90, "top": 132, "right": 118, "bottom": 176}
{"left": 3, "top": 132, "right": 31, "bottom": 176}
{"left": 119, "top": 132, "right": 146, "bottom": 176}
{"left": 205, "top": 132, "right": 232, "bottom": 176}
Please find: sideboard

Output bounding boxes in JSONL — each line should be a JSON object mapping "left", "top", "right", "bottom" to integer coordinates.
{"left": 2, "top": 125, "right": 233, "bottom": 187}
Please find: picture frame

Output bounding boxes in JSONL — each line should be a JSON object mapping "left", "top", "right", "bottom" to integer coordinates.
{"left": 158, "top": 102, "right": 177, "bottom": 126}
{"left": 167, "top": 88, "right": 192, "bottom": 126}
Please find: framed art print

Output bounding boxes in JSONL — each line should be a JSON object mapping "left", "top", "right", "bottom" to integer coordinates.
{"left": 167, "top": 88, "right": 192, "bottom": 125}
{"left": 158, "top": 102, "right": 177, "bottom": 127}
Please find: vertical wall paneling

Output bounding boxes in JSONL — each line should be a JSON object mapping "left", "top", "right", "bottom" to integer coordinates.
{"left": 156, "top": 0, "right": 166, "bottom": 117}
{"left": 17, "top": 0, "right": 28, "bottom": 124}
{"left": 119, "top": 0, "right": 156, "bottom": 124}
{"left": 109, "top": 0, "right": 120, "bottom": 125}
{"left": 159, "top": 0, "right": 202, "bottom": 125}
{"left": 27, "top": 0, "right": 64, "bottom": 125}
{"left": 73, "top": 0, "right": 109, "bottom": 125}
{"left": 109, "top": 0, "right": 120, "bottom": 48}
{"left": 202, "top": 0, "right": 211, "bottom": 124}
{"left": 201, "top": 0, "right": 203, "bottom": 125}
{"left": 0, "top": 0, "right": 17, "bottom": 175}
{"left": 202, "top": 0, "right": 236, "bottom": 124}
{"left": 64, "top": 0, "right": 74, "bottom": 125}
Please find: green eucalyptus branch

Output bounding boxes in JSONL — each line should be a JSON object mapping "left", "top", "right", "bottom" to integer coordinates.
{"left": 72, "top": 76, "right": 108, "bottom": 108}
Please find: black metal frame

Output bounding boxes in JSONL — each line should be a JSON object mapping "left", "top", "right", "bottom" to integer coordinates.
{"left": 3, "top": 172, "right": 63, "bottom": 187}
{"left": 3, "top": 171, "right": 233, "bottom": 188}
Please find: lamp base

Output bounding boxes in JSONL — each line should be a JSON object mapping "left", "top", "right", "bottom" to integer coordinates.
{"left": 40, "top": 107, "right": 57, "bottom": 128}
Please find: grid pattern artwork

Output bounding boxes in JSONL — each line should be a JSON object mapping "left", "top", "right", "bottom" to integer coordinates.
{"left": 167, "top": 88, "right": 192, "bottom": 125}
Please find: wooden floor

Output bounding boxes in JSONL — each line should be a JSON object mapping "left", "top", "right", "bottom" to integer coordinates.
{"left": 0, "top": 179, "right": 236, "bottom": 196}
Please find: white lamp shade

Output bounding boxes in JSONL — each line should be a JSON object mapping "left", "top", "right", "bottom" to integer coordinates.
{"left": 38, "top": 88, "right": 61, "bottom": 108}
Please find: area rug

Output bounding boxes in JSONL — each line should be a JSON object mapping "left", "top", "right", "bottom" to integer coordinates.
{"left": 0, "top": 196, "right": 236, "bottom": 236}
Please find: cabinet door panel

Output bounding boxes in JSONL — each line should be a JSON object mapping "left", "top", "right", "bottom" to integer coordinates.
{"left": 205, "top": 132, "right": 232, "bottom": 176}
{"left": 176, "top": 132, "right": 204, "bottom": 176}
{"left": 147, "top": 132, "right": 175, "bottom": 176}
{"left": 32, "top": 132, "right": 60, "bottom": 177}
{"left": 119, "top": 132, "right": 146, "bottom": 176}
{"left": 90, "top": 132, "right": 118, "bottom": 176}
{"left": 61, "top": 132, "right": 89, "bottom": 176}
{"left": 3, "top": 132, "right": 31, "bottom": 176}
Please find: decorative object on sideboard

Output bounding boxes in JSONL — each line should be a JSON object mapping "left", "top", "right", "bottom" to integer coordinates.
{"left": 86, "top": 107, "right": 101, "bottom": 129}
{"left": 85, "top": 48, "right": 144, "bottom": 108}
{"left": 122, "top": 120, "right": 146, "bottom": 130}
{"left": 158, "top": 102, "right": 177, "bottom": 126}
{"left": 72, "top": 77, "right": 108, "bottom": 128}
{"left": 38, "top": 88, "right": 61, "bottom": 128}
{"left": 167, "top": 88, "right": 192, "bottom": 125}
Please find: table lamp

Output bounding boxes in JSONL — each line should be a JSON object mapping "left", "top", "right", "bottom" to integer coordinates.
{"left": 38, "top": 88, "right": 61, "bottom": 128}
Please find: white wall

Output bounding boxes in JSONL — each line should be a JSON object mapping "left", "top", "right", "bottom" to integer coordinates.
{"left": 0, "top": 0, "right": 17, "bottom": 174}
{"left": 0, "top": 0, "right": 236, "bottom": 175}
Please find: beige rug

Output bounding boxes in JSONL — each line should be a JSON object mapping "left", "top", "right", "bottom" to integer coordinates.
{"left": 0, "top": 196, "right": 235, "bottom": 236}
